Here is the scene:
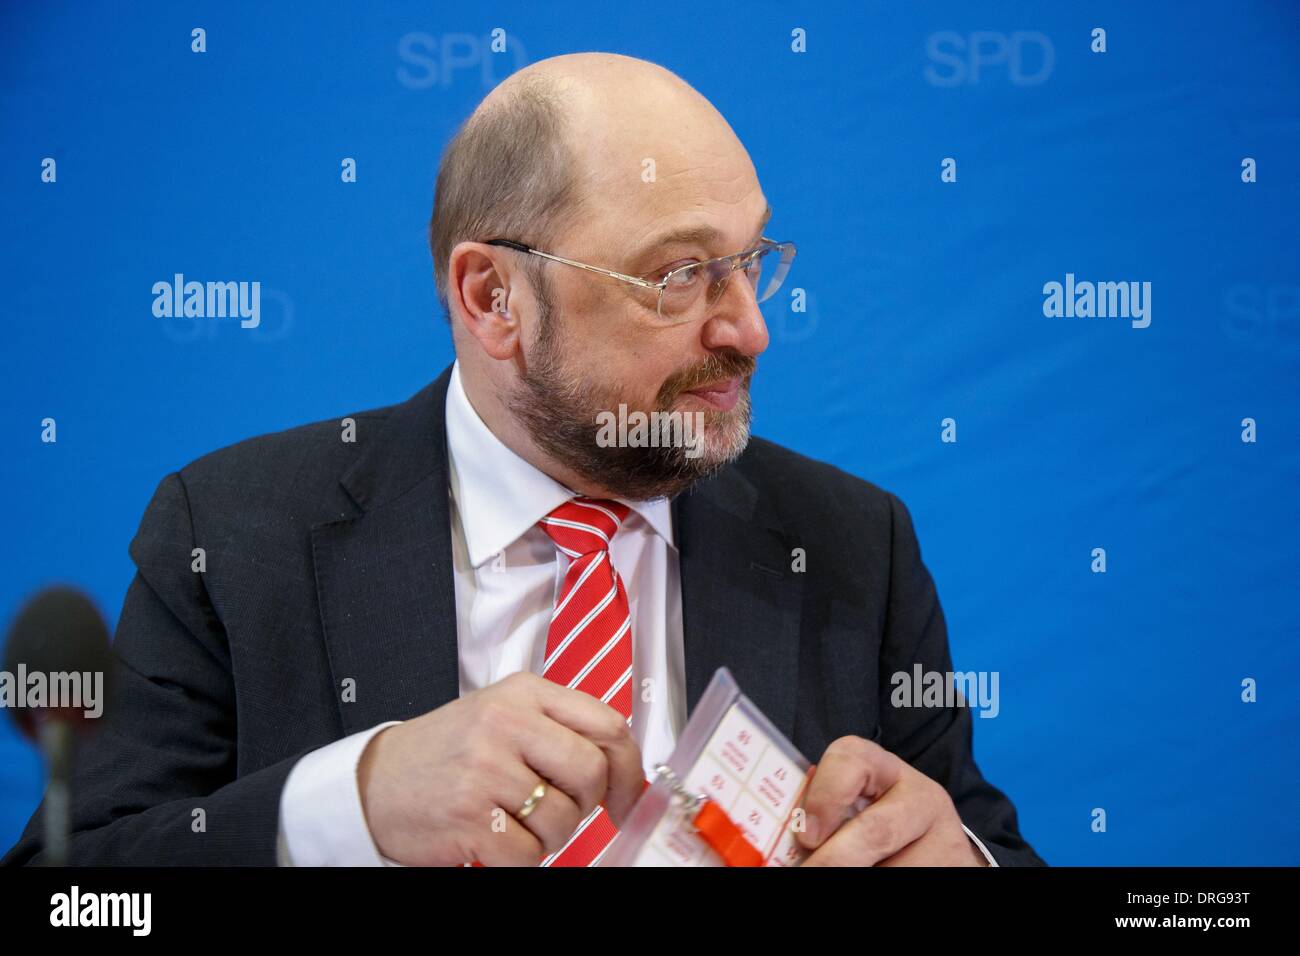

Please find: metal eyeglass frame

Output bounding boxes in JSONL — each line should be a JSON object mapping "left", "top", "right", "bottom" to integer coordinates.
{"left": 484, "top": 235, "right": 797, "bottom": 324}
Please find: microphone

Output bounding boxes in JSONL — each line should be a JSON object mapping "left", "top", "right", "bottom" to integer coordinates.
{"left": 3, "top": 586, "right": 114, "bottom": 865}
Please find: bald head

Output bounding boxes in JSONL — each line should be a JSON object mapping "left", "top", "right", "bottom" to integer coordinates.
{"left": 429, "top": 53, "right": 761, "bottom": 316}
{"left": 481, "top": 52, "right": 749, "bottom": 183}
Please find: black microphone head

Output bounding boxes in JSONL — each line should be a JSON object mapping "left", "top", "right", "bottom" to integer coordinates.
{"left": 3, "top": 585, "right": 113, "bottom": 738}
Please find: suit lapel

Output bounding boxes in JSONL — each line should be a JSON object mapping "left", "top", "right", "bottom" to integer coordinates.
{"left": 673, "top": 462, "right": 804, "bottom": 744}
{"left": 311, "top": 365, "right": 462, "bottom": 736}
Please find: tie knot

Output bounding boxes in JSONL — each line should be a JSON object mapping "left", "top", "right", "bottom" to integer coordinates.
{"left": 538, "top": 497, "right": 631, "bottom": 556}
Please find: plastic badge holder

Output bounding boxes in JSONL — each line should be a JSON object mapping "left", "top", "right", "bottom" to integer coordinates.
{"left": 601, "top": 667, "right": 812, "bottom": 867}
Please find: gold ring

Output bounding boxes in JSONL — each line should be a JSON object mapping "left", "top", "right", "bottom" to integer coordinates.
{"left": 515, "top": 783, "right": 547, "bottom": 821}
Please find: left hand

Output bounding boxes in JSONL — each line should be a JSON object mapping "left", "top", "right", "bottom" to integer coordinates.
{"left": 796, "top": 735, "right": 988, "bottom": 866}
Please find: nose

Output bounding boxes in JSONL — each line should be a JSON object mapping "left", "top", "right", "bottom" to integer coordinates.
{"left": 700, "top": 268, "right": 770, "bottom": 358}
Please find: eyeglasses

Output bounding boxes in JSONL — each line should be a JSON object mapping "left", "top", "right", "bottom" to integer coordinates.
{"left": 485, "top": 235, "right": 797, "bottom": 325}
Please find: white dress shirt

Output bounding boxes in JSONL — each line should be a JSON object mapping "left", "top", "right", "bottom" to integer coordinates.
{"left": 275, "top": 361, "right": 997, "bottom": 866}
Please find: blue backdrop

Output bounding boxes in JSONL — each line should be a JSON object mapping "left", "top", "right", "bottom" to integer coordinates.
{"left": 2, "top": 1, "right": 1297, "bottom": 865}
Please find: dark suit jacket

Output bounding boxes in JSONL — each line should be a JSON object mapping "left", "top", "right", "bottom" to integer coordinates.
{"left": 3, "top": 363, "right": 1044, "bottom": 866}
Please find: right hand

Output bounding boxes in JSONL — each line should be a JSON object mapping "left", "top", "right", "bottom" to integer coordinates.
{"left": 356, "top": 671, "right": 644, "bottom": 866}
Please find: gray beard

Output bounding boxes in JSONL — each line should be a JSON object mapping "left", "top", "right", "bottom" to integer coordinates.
{"left": 504, "top": 292, "right": 755, "bottom": 501}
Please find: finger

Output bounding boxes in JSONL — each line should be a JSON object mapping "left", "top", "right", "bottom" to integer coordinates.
{"left": 489, "top": 761, "right": 584, "bottom": 858}
{"left": 469, "top": 808, "right": 547, "bottom": 867}
{"left": 525, "top": 679, "right": 645, "bottom": 826}
{"left": 801, "top": 788, "right": 930, "bottom": 867}
{"left": 799, "top": 737, "right": 901, "bottom": 848}
{"left": 512, "top": 713, "right": 612, "bottom": 820}
{"left": 876, "top": 831, "right": 958, "bottom": 867}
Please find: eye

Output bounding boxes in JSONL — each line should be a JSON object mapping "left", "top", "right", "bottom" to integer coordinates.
{"left": 661, "top": 261, "right": 701, "bottom": 287}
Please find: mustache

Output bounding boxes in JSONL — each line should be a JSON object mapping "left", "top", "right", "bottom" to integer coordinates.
{"left": 657, "top": 351, "right": 757, "bottom": 405}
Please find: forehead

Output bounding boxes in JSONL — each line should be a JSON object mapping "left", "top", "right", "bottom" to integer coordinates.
{"left": 583, "top": 168, "right": 768, "bottom": 265}
{"left": 569, "top": 104, "right": 767, "bottom": 260}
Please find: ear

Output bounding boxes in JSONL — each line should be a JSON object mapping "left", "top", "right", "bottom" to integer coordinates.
{"left": 447, "top": 241, "right": 519, "bottom": 361}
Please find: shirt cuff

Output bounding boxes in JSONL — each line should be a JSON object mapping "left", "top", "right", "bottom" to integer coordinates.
{"left": 961, "top": 823, "right": 999, "bottom": 867}
{"left": 277, "top": 720, "right": 403, "bottom": 866}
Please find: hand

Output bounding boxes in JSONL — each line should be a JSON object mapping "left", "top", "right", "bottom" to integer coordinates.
{"left": 355, "top": 672, "right": 644, "bottom": 866}
{"left": 796, "top": 735, "right": 988, "bottom": 866}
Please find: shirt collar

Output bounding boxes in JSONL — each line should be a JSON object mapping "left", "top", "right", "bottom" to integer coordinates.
{"left": 445, "top": 361, "right": 675, "bottom": 569}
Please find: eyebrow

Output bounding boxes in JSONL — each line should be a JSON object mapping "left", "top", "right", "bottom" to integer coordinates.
{"left": 631, "top": 203, "right": 773, "bottom": 267}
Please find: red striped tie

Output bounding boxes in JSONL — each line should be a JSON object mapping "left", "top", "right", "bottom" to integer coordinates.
{"left": 535, "top": 496, "right": 634, "bottom": 867}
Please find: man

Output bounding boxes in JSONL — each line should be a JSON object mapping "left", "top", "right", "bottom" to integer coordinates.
{"left": 4, "top": 52, "right": 1042, "bottom": 867}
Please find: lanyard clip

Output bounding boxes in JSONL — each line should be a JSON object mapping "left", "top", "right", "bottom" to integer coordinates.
{"left": 652, "top": 764, "right": 764, "bottom": 867}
